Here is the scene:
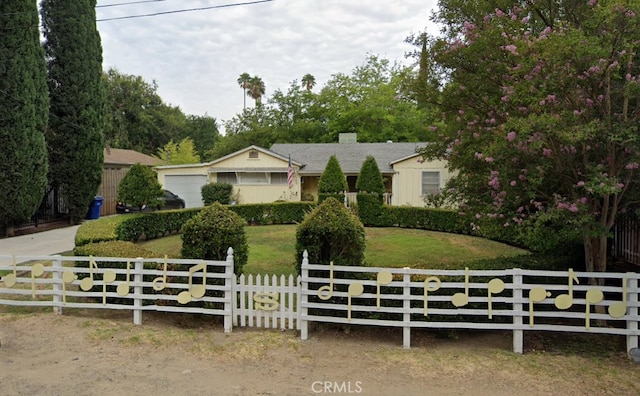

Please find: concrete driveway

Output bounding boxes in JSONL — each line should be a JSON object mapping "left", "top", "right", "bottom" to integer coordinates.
{"left": 0, "top": 225, "right": 80, "bottom": 265}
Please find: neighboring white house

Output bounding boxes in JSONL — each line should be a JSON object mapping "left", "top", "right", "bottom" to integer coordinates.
{"left": 154, "top": 140, "right": 454, "bottom": 208}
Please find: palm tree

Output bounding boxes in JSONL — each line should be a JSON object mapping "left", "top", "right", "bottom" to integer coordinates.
{"left": 301, "top": 74, "right": 316, "bottom": 91}
{"left": 237, "top": 72, "right": 251, "bottom": 109}
{"left": 247, "top": 75, "right": 265, "bottom": 106}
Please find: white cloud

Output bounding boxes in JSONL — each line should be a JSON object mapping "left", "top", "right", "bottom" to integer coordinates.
{"left": 96, "top": 0, "right": 439, "bottom": 126}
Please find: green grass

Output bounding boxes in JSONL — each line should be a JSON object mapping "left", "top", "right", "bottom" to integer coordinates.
{"left": 138, "top": 225, "right": 527, "bottom": 275}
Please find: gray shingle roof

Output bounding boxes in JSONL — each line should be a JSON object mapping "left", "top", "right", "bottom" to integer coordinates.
{"left": 269, "top": 142, "right": 426, "bottom": 174}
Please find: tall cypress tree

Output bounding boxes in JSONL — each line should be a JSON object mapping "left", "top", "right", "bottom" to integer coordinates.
{"left": 41, "top": 0, "right": 106, "bottom": 222}
{"left": 0, "top": 1, "right": 49, "bottom": 235}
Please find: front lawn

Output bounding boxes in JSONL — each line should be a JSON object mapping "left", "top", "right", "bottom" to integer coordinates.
{"left": 138, "top": 225, "right": 527, "bottom": 275}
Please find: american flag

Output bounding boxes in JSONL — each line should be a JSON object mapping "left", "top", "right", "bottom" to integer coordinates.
{"left": 287, "top": 154, "right": 294, "bottom": 188}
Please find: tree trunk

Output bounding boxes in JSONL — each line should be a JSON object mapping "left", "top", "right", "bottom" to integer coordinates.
{"left": 583, "top": 234, "right": 608, "bottom": 287}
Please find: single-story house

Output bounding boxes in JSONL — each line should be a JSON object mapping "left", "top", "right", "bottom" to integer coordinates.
{"left": 155, "top": 139, "right": 453, "bottom": 208}
{"left": 98, "top": 148, "right": 163, "bottom": 216}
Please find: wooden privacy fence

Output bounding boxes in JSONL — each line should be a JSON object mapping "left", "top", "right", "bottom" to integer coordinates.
{"left": 1, "top": 251, "right": 639, "bottom": 355}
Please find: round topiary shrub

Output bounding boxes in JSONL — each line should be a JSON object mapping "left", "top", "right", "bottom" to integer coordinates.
{"left": 181, "top": 202, "right": 248, "bottom": 274}
{"left": 295, "top": 197, "right": 365, "bottom": 274}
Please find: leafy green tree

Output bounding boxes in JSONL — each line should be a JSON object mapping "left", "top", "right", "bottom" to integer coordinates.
{"left": 425, "top": 1, "right": 640, "bottom": 274}
{"left": 315, "top": 55, "right": 436, "bottom": 143}
{"left": 117, "top": 164, "right": 163, "bottom": 211}
{"left": 184, "top": 115, "right": 220, "bottom": 161}
{"left": 181, "top": 202, "right": 248, "bottom": 274}
{"left": 42, "top": 0, "right": 106, "bottom": 223}
{"left": 103, "top": 68, "right": 189, "bottom": 155}
{"left": 356, "top": 156, "right": 385, "bottom": 225}
{"left": 295, "top": 197, "right": 365, "bottom": 274}
{"left": 404, "top": 32, "right": 442, "bottom": 111}
{"left": 0, "top": 1, "right": 49, "bottom": 235}
{"left": 318, "top": 155, "right": 348, "bottom": 203}
{"left": 207, "top": 106, "right": 276, "bottom": 159}
{"left": 157, "top": 137, "right": 201, "bottom": 165}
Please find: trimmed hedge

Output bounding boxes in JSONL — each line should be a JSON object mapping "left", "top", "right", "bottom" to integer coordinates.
{"left": 201, "top": 182, "right": 233, "bottom": 205}
{"left": 229, "top": 202, "right": 316, "bottom": 225}
{"left": 75, "top": 215, "right": 127, "bottom": 246}
{"left": 73, "top": 240, "right": 158, "bottom": 258}
{"left": 74, "top": 201, "right": 579, "bottom": 273}
{"left": 385, "top": 206, "right": 470, "bottom": 234}
{"left": 115, "top": 209, "right": 201, "bottom": 242}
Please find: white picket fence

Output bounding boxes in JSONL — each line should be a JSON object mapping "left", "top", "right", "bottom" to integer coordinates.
{"left": 1, "top": 251, "right": 639, "bottom": 355}
{"left": 234, "top": 273, "right": 300, "bottom": 330}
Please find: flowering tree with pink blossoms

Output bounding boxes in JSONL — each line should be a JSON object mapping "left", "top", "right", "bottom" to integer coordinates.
{"left": 423, "top": 0, "right": 640, "bottom": 274}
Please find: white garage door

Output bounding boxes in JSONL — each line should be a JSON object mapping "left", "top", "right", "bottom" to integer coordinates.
{"left": 164, "top": 175, "right": 208, "bottom": 208}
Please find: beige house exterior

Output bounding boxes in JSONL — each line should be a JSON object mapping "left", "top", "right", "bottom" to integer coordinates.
{"left": 155, "top": 142, "right": 454, "bottom": 208}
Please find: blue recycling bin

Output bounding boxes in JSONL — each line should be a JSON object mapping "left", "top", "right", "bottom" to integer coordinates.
{"left": 86, "top": 196, "right": 104, "bottom": 219}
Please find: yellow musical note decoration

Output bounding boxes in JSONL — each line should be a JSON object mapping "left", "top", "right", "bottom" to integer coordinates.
{"left": 2, "top": 254, "right": 17, "bottom": 287}
{"left": 487, "top": 278, "right": 505, "bottom": 319}
{"left": 178, "top": 263, "right": 207, "bottom": 304}
{"left": 152, "top": 256, "right": 168, "bottom": 291}
{"left": 376, "top": 271, "right": 392, "bottom": 309}
{"left": 608, "top": 278, "right": 627, "bottom": 318}
{"left": 317, "top": 261, "right": 334, "bottom": 300}
{"left": 103, "top": 270, "right": 116, "bottom": 304}
{"left": 62, "top": 270, "right": 77, "bottom": 304}
{"left": 80, "top": 256, "right": 98, "bottom": 291}
{"left": 529, "top": 287, "right": 550, "bottom": 327}
{"left": 117, "top": 261, "right": 131, "bottom": 297}
{"left": 423, "top": 276, "right": 441, "bottom": 316}
{"left": 585, "top": 288, "right": 604, "bottom": 330}
{"left": 554, "top": 268, "right": 578, "bottom": 310}
{"left": 253, "top": 292, "right": 280, "bottom": 311}
{"left": 452, "top": 267, "right": 469, "bottom": 307}
{"left": 347, "top": 282, "right": 364, "bottom": 321}
{"left": 31, "top": 263, "right": 45, "bottom": 299}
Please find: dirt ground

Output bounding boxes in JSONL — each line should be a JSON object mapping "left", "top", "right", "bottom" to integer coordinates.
{"left": 0, "top": 310, "right": 638, "bottom": 396}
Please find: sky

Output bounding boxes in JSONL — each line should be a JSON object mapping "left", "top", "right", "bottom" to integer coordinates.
{"left": 95, "top": 0, "right": 439, "bottom": 128}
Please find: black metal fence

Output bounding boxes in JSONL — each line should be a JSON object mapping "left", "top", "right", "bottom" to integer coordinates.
{"left": 17, "top": 186, "right": 70, "bottom": 229}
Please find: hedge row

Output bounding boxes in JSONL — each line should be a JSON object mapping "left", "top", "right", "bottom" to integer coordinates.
{"left": 75, "top": 202, "right": 577, "bottom": 272}
{"left": 229, "top": 202, "right": 316, "bottom": 225}
{"left": 75, "top": 203, "right": 523, "bottom": 247}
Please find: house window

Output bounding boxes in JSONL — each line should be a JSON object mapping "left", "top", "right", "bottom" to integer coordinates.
{"left": 239, "top": 172, "right": 268, "bottom": 184}
{"left": 270, "top": 172, "right": 288, "bottom": 185}
{"left": 248, "top": 150, "right": 259, "bottom": 159}
{"left": 217, "top": 172, "right": 237, "bottom": 184}
{"left": 421, "top": 171, "right": 440, "bottom": 195}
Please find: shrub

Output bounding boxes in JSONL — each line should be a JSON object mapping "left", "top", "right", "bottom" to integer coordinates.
{"left": 229, "top": 202, "right": 316, "bottom": 225}
{"left": 115, "top": 209, "right": 200, "bottom": 242}
{"left": 355, "top": 156, "right": 385, "bottom": 226}
{"left": 318, "top": 155, "right": 347, "bottom": 203}
{"left": 201, "top": 182, "right": 233, "bottom": 205}
{"left": 73, "top": 240, "right": 157, "bottom": 258}
{"left": 388, "top": 206, "right": 469, "bottom": 233}
{"left": 117, "top": 164, "right": 163, "bottom": 211}
{"left": 75, "top": 215, "right": 126, "bottom": 246}
{"left": 295, "top": 197, "right": 365, "bottom": 274}
{"left": 181, "top": 202, "right": 248, "bottom": 274}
